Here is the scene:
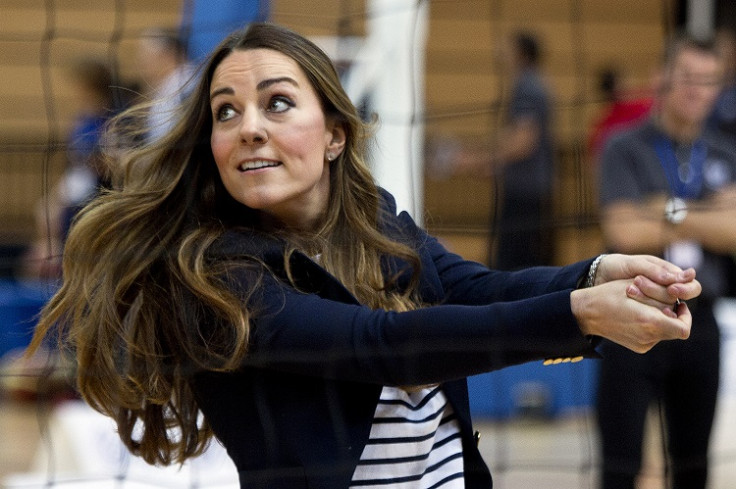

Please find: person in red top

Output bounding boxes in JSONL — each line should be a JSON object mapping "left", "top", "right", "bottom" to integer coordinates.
{"left": 588, "top": 67, "right": 654, "bottom": 163}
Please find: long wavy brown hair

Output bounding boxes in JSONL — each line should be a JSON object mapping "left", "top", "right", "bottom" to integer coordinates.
{"left": 28, "top": 22, "right": 423, "bottom": 466}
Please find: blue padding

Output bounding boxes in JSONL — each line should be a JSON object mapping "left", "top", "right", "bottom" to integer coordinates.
{"left": 467, "top": 359, "right": 599, "bottom": 419}
{"left": 0, "top": 280, "right": 57, "bottom": 359}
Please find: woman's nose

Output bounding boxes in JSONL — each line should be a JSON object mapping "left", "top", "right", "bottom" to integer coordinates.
{"left": 239, "top": 109, "right": 268, "bottom": 145}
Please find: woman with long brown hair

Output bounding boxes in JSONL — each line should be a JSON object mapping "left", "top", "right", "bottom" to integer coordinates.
{"left": 29, "top": 23, "right": 700, "bottom": 488}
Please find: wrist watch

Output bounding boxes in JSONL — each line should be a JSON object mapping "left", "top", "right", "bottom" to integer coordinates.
{"left": 664, "top": 197, "right": 688, "bottom": 225}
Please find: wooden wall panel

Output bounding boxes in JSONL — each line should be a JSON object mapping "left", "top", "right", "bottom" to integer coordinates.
{"left": 0, "top": 0, "right": 669, "bottom": 266}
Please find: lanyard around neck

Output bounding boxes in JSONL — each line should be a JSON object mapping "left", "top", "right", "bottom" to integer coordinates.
{"left": 653, "top": 135, "right": 706, "bottom": 199}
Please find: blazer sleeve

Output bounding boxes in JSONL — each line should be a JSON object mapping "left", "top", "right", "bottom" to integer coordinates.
{"left": 235, "top": 262, "right": 591, "bottom": 388}
{"left": 392, "top": 208, "right": 593, "bottom": 306}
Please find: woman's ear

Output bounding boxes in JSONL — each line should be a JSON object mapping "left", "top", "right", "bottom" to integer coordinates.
{"left": 326, "top": 122, "right": 346, "bottom": 160}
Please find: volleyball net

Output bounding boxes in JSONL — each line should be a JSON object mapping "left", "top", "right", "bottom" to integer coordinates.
{"left": 1, "top": 0, "right": 736, "bottom": 487}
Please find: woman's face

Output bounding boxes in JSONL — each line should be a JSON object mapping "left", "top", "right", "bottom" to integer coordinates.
{"left": 209, "top": 48, "right": 344, "bottom": 230}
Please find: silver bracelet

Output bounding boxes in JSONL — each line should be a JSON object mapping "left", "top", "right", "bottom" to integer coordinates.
{"left": 584, "top": 254, "right": 607, "bottom": 288}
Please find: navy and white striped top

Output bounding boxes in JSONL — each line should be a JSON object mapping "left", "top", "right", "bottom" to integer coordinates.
{"left": 350, "top": 385, "right": 465, "bottom": 488}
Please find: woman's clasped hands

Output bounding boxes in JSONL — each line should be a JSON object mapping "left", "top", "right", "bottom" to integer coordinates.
{"left": 571, "top": 254, "right": 702, "bottom": 353}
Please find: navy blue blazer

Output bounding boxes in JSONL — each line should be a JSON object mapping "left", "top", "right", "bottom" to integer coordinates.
{"left": 191, "top": 192, "right": 595, "bottom": 488}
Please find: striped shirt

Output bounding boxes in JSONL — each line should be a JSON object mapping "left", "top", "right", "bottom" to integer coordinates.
{"left": 350, "top": 385, "right": 465, "bottom": 488}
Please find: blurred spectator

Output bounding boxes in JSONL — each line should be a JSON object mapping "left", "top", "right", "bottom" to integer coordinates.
{"left": 588, "top": 66, "right": 654, "bottom": 163}
{"left": 708, "top": 28, "right": 736, "bottom": 137}
{"left": 20, "top": 58, "right": 121, "bottom": 280}
{"left": 597, "top": 34, "right": 736, "bottom": 489}
{"left": 491, "top": 31, "right": 555, "bottom": 270}
{"left": 136, "top": 27, "right": 196, "bottom": 142}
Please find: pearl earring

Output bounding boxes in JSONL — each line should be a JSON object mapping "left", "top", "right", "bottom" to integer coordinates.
{"left": 326, "top": 153, "right": 334, "bottom": 161}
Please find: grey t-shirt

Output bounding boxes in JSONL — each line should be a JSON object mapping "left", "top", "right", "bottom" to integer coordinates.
{"left": 502, "top": 68, "right": 554, "bottom": 200}
{"left": 600, "top": 119, "right": 736, "bottom": 205}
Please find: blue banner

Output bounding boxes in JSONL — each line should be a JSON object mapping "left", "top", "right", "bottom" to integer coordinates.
{"left": 181, "top": 0, "right": 271, "bottom": 62}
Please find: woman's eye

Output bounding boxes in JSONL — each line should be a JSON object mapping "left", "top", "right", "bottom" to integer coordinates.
{"left": 215, "top": 105, "right": 236, "bottom": 122}
{"left": 267, "top": 96, "right": 294, "bottom": 113}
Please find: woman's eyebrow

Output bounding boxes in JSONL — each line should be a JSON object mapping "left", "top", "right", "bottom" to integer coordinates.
{"left": 257, "top": 76, "right": 299, "bottom": 91}
{"left": 210, "top": 86, "right": 233, "bottom": 102}
{"left": 210, "top": 77, "right": 299, "bottom": 102}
